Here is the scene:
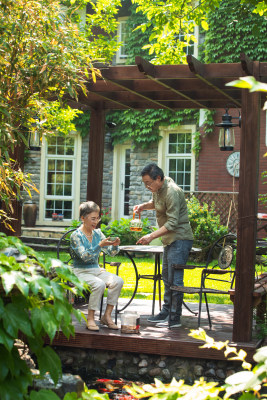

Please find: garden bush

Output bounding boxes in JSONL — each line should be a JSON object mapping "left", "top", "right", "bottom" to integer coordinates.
{"left": 0, "top": 233, "right": 88, "bottom": 400}
{"left": 187, "top": 196, "right": 229, "bottom": 258}
{"left": 101, "top": 217, "right": 154, "bottom": 246}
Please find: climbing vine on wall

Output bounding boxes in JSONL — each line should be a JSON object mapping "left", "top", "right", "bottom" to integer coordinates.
{"left": 204, "top": 0, "right": 267, "bottom": 63}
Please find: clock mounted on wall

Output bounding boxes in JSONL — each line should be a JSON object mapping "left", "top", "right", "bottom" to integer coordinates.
{"left": 226, "top": 151, "right": 240, "bottom": 177}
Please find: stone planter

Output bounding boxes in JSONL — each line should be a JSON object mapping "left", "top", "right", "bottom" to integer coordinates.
{"left": 23, "top": 200, "right": 37, "bottom": 227}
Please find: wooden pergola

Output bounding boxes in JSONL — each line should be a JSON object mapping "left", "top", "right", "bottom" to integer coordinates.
{"left": 70, "top": 54, "right": 267, "bottom": 343}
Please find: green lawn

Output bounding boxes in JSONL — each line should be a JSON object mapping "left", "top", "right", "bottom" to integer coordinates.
{"left": 38, "top": 250, "right": 267, "bottom": 305}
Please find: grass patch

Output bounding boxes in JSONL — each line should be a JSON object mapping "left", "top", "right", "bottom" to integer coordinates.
{"left": 37, "top": 250, "right": 267, "bottom": 305}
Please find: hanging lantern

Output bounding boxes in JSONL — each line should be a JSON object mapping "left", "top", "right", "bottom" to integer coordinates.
{"left": 28, "top": 117, "right": 41, "bottom": 151}
{"left": 216, "top": 108, "right": 241, "bottom": 151}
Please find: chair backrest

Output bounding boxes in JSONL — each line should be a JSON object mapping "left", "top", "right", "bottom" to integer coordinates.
{"left": 56, "top": 228, "right": 108, "bottom": 267}
{"left": 205, "top": 233, "right": 237, "bottom": 270}
{"left": 57, "top": 228, "right": 77, "bottom": 264}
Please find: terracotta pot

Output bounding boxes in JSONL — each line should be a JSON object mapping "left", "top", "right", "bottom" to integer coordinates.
{"left": 23, "top": 201, "right": 37, "bottom": 227}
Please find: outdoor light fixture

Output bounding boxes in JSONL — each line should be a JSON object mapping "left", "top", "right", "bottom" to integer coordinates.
{"left": 215, "top": 107, "right": 241, "bottom": 151}
{"left": 28, "top": 116, "right": 41, "bottom": 151}
{"left": 106, "top": 121, "right": 116, "bottom": 129}
{"left": 105, "top": 121, "right": 116, "bottom": 150}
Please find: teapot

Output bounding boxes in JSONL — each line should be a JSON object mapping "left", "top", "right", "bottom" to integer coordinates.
{"left": 129, "top": 211, "right": 143, "bottom": 232}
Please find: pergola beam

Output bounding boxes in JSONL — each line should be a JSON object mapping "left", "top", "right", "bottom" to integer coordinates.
{"left": 135, "top": 56, "right": 209, "bottom": 109}
{"left": 187, "top": 55, "right": 242, "bottom": 107}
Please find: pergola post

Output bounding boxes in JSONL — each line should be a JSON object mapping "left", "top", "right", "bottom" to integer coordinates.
{"left": 232, "top": 85, "right": 261, "bottom": 342}
{"left": 86, "top": 106, "right": 105, "bottom": 207}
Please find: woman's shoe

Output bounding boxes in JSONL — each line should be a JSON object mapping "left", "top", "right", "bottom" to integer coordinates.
{"left": 100, "top": 316, "right": 119, "bottom": 330}
{"left": 86, "top": 322, "right": 99, "bottom": 331}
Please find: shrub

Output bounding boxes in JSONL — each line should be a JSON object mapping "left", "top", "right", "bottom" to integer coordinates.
{"left": 187, "top": 196, "right": 229, "bottom": 255}
{"left": 101, "top": 207, "right": 112, "bottom": 225}
{"left": 101, "top": 217, "right": 154, "bottom": 245}
{"left": 0, "top": 233, "right": 88, "bottom": 400}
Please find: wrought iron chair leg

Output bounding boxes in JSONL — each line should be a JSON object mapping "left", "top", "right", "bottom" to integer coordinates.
{"left": 204, "top": 292, "right": 212, "bottom": 330}
{"left": 198, "top": 291, "right": 203, "bottom": 327}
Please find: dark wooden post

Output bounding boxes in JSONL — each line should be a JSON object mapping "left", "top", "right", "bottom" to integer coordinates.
{"left": 86, "top": 107, "right": 105, "bottom": 207}
{"left": 232, "top": 86, "right": 261, "bottom": 342}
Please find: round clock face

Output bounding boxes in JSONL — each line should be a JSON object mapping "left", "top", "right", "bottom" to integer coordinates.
{"left": 226, "top": 151, "right": 240, "bottom": 177}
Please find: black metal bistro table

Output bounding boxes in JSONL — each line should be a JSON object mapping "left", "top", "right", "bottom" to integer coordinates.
{"left": 119, "top": 245, "right": 163, "bottom": 316}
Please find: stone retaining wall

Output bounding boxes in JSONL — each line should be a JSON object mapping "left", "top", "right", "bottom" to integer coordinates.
{"left": 54, "top": 347, "right": 243, "bottom": 387}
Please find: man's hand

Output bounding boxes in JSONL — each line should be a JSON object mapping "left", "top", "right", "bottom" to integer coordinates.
{"left": 133, "top": 204, "right": 143, "bottom": 214}
{"left": 136, "top": 234, "right": 152, "bottom": 245}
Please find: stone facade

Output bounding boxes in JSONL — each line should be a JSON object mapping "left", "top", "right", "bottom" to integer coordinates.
{"left": 54, "top": 347, "right": 242, "bottom": 387}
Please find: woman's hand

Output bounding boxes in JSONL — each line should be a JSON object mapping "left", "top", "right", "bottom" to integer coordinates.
{"left": 100, "top": 237, "right": 120, "bottom": 247}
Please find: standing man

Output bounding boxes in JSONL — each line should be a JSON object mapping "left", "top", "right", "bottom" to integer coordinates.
{"left": 134, "top": 163, "right": 193, "bottom": 328}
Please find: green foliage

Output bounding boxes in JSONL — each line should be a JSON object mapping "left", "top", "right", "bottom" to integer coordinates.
{"left": 204, "top": 0, "right": 267, "bottom": 63}
{"left": 131, "top": 0, "right": 219, "bottom": 65}
{"left": 73, "top": 110, "right": 91, "bottom": 138}
{"left": 187, "top": 196, "right": 229, "bottom": 252}
{"left": 101, "top": 207, "right": 112, "bottom": 225}
{"left": 123, "top": 328, "right": 267, "bottom": 400}
{"left": 0, "top": 0, "right": 120, "bottom": 229}
{"left": 0, "top": 233, "right": 88, "bottom": 400}
{"left": 124, "top": 3, "right": 155, "bottom": 65}
{"left": 101, "top": 217, "right": 155, "bottom": 245}
{"left": 106, "top": 108, "right": 199, "bottom": 149}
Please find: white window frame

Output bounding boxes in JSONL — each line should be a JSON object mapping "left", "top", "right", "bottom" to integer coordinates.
{"left": 158, "top": 125, "right": 196, "bottom": 192}
{"left": 116, "top": 17, "right": 128, "bottom": 64}
{"left": 38, "top": 133, "right": 81, "bottom": 226}
{"left": 111, "top": 143, "right": 131, "bottom": 220}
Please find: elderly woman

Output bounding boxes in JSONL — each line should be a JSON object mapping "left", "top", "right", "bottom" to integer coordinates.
{"left": 70, "top": 201, "right": 123, "bottom": 331}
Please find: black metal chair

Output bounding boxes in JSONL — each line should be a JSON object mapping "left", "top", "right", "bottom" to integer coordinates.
{"left": 57, "top": 228, "right": 121, "bottom": 322}
{"left": 170, "top": 233, "right": 237, "bottom": 329}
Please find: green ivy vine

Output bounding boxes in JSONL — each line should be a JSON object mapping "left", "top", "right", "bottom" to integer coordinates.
{"left": 204, "top": 0, "right": 267, "bottom": 63}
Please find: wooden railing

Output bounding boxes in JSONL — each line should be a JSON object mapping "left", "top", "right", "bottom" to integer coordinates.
{"left": 185, "top": 191, "right": 239, "bottom": 233}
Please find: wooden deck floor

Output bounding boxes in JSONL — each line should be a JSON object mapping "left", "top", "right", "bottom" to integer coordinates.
{"left": 50, "top": 299, "right": 264, "bottom": 363}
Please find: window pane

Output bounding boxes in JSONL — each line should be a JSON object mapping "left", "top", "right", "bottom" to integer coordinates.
{"left": 57, "top": 160, "right": 64, "bottom": 171}
{"left": 45, "top": 135, "right": 75, "bottom": 220}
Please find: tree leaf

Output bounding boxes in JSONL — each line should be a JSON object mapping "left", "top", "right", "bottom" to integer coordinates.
{"left": 36, "top": 346, "right": 62, "bottom": 385}
{"left": 0, "top": 327, "right": 14, "bottom": 351}
{"left": 29, "top": 389, "right": 61, "bottom": 400}
{"left": 3, "top": 303, "right": 33, "bottom": 338}
{"left": 39, "top": 306, "right": 58, "bottom": 340}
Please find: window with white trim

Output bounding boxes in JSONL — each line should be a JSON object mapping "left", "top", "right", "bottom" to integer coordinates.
{"left": 158, "top": 125, "right": 196, "bottom": 192}
{"left": 44, "top": 136, "right": 76, "bottom": 220}
{"left": 116, "top": 17, "right": 128, "bottom": 64}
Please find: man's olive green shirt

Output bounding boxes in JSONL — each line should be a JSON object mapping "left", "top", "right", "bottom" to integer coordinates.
{"left": 152, "top": 177, "right": 193, "bottom": 246}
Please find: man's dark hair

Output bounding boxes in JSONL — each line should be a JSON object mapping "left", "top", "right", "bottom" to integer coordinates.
{"left": 141, "top": 163, "right": 164, "bottom": 181}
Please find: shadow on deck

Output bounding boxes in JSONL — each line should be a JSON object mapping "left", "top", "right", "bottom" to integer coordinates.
{"left": 49, "top": 299, "right": 264, "bottom": 363}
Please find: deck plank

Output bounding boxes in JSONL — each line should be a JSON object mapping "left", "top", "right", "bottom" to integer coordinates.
{"left": 49, "top": 300, "right": 263, "bottom": 363}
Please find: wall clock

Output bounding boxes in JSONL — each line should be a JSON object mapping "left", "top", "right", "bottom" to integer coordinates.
{"left": 226, "top": 151, "right": 240, "bottom": 177}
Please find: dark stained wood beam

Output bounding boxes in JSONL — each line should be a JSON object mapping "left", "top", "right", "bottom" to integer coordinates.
{"left": 135, "top": 56, "right": 209, "bottom": 109}
{"left": 87, "top": 90, "right": 133, "bottom": 109}
{"left": 240, "top": 53, "right": 254, "bottom": 75}
{"left": 187, "top": 55, "right": 242, "bottom": 107}
{"left": 86, "top": 107, "right": 106, "bottom": 207}
{"left": 233, "top": 86, "right": 261, "bottom": 342}
{"left": 101, "top": 72, "right": 175, "bottom": 111}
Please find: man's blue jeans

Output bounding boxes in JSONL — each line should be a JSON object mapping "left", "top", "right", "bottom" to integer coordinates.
{"left": 161, "top": 239, "right": 193, "bottom": 320}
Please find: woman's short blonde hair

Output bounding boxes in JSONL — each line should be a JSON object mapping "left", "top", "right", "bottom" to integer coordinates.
{"left": 79, "top": 201, "right": 100, "bottom": 218}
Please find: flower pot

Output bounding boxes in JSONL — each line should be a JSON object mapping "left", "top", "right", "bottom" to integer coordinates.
{"left": 23, "top": 201, "right": 37, "bottom": 227}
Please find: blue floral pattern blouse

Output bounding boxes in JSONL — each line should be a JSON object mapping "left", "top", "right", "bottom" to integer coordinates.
{"left": 70, "top": 228, "right": 119, "bottom": 269}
